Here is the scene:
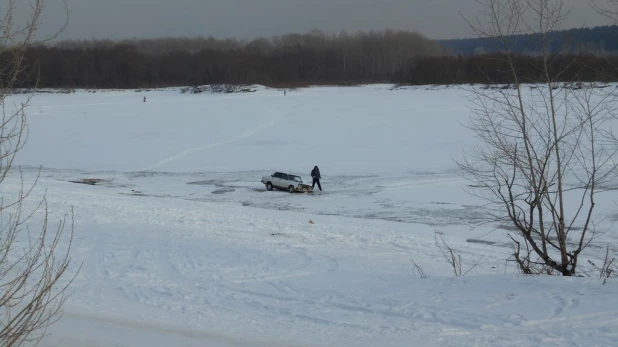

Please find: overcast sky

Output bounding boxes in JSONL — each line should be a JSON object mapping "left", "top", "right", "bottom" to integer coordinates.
{"left": 33, "top": 0, "right": 612, "bottom": 41}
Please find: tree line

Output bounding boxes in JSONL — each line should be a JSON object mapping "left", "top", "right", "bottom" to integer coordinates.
{"left": 10, "top": 29, "right": 618, "bottom": 89}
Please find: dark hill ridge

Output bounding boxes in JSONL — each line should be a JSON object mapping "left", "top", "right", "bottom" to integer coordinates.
{"left": 438, "top": 25, "right": 618, "bottom": 55}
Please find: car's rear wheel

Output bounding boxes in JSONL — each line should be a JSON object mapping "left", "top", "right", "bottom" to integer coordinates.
{"left": 288, "top": 185, "right": 295, "bottom": 193}
{"left": 266, "top": 182, "right": 273, "bottom": 191}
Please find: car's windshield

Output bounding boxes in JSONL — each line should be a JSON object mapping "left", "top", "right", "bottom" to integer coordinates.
{"left": 291, "top": 175, "right": 301, "bottom": 182}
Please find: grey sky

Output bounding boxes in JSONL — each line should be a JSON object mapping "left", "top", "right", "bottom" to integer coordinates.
{"left": 34, "top": 0, "right": 612, "bottom": 41}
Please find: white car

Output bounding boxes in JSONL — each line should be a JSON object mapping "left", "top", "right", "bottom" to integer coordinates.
{"left": 261, "top": 172, "right": 313, "bottom": 193}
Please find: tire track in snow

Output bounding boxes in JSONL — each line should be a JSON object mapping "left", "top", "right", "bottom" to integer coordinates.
{"left": 139, "top": 115, "right": 275, "bottom": 171}
{"left": 87, "top": 234, "right": 106, "bottom": 302}
{"left": 226, "top": 244, "right": 314, "bottom": 284}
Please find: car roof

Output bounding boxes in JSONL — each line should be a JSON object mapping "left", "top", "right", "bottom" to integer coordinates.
{"left": 274, "top": 172, "right": 300, "bottom": 177}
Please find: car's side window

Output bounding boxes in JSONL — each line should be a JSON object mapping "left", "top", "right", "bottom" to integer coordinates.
{"left": 273, "top": 172, "right": 282, "bottom": 179}
{"left": 281, "top": 174, "right": 288, "bottom": 180}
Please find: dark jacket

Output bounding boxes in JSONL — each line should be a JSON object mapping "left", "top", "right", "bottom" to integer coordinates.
{"left": 311, "top": 166, "right": 321, "bottom": 180}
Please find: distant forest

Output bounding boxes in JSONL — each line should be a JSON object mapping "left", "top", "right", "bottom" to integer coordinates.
{"left": 12, "top": 27, "right": 618, "bottom": 89}
{"left": 438, "top": 25, "right": 618, "bottom": 55}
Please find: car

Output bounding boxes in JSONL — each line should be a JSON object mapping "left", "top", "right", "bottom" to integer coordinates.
{"left": 261, "top": 172, "right": 313, "bottom": 193}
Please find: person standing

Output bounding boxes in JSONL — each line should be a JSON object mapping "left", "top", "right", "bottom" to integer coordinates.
{"left": 311, "top": 165, "right": 322, "bottom": 191}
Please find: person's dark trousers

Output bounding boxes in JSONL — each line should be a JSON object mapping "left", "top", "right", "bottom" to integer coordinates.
{"left": 312, "top": 178, "right": 322, "bottom": 191}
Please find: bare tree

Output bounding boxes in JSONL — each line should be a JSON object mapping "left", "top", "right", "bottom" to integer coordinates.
{"left": 458, "top": 0, "right": 618, "bottom": 276}
{"left": 0, "top": 1, "right": 76, "bottom": 346}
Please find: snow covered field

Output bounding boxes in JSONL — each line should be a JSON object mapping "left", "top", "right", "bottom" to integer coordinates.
{"left": 2, "top": 85, "right": 618, "bottom": 346}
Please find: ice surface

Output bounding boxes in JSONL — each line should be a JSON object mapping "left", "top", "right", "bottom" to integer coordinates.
{"left": 1, "top": 85, "right": 616, "bottom": 347}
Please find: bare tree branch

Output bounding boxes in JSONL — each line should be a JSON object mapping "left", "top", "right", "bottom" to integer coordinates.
{"left": 589, "top": 0, "right": 618, "bottom": 24}
{"left": 434, "top": 233, "right": 481, "bottom": 276}
{"left": 0, "top": 2, "right": 76, "bottom": 346}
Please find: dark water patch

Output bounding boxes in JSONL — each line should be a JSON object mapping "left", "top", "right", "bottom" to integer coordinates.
{"left": 69, "top": 178, "right": 110, "bottom": 185}
{"left": 120, "top": 190, "right": 146, "bottom": 196}
{"left": 467, "top": 239, "right": 496, "bottom": 246}
{"left": 188, "top": 179, "right": 238, "bottom": 188}
{"left": 212, "top": 188, "right": 235, "bottom": 195}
